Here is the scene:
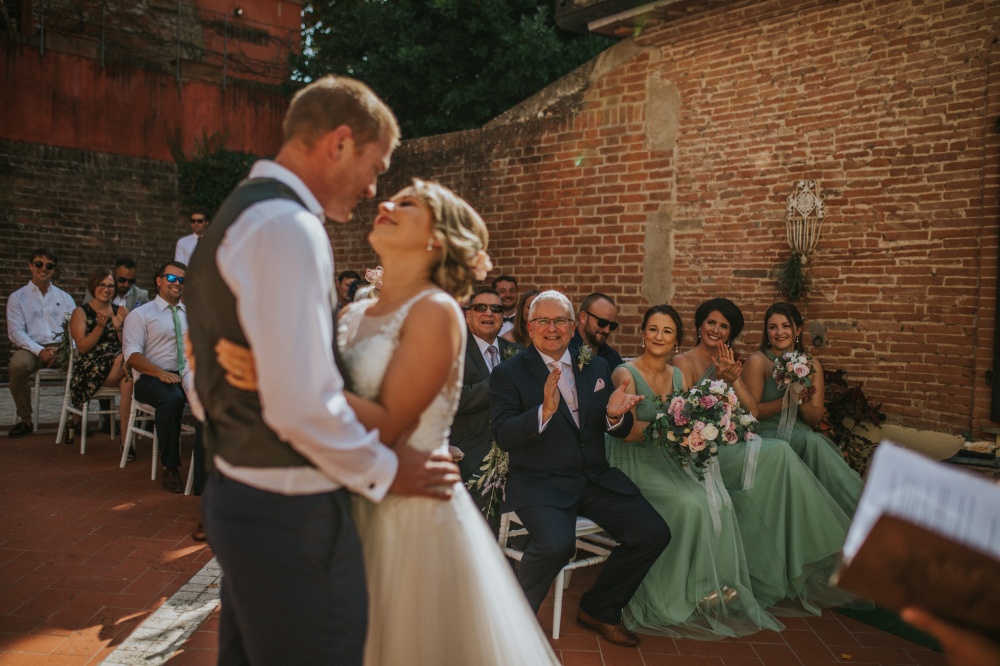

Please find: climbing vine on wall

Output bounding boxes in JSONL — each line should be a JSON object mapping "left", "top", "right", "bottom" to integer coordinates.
{"left": 172, "top": 133, "right": 260, "bottom": 216}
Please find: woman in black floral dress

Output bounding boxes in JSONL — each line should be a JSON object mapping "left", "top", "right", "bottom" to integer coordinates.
{"left": 68, "top": 269, "right": 132, "bottom": 444}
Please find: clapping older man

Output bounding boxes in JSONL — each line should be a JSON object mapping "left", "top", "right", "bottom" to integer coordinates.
{"left": 489, "top": 289, "right": 670, "bottom": 648}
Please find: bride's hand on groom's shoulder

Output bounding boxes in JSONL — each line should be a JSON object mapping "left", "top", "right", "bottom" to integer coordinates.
{"left": 389, "top": 441, "right": 461, "bottom": 500}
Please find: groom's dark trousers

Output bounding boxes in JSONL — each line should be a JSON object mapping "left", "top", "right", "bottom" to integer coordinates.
{"left": 490, "top": 346, "right": 671, "bottom": 624}
{"left": 202, "top": 475, "right": 366, "bottom": 665}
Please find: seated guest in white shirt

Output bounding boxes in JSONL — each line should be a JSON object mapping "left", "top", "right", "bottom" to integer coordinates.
{"left": 123, "top": 261, "right": 200, "bottom": 493}
{"left": 6, "top": 248, "right": 76, "bottom": 438}
{"left": 175, "top": 212, "right": 209, "bottom": 265}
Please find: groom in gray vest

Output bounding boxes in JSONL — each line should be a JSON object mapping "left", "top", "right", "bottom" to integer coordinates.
{"left": 185, "top": 76, "right": 460, "bottom": 666}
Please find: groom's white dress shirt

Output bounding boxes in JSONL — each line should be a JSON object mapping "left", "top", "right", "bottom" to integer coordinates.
{"left": 209, "top": 160, "right": 397, "bottom": 501}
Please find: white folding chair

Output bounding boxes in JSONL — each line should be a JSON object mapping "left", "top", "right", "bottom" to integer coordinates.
{"left": 55, "top": 353, "right": 119, "bottom": 453}
{"left": 498, "top": 512, "right": 618, "bottom": 639}
{"left": 121, "top": 399, "right": 197, "bottom": 494}
{"left": 32, "top": 367, "right": 66, "bottom": 432}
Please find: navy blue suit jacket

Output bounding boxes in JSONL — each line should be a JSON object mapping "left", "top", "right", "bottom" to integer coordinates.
{"left": 489, "top": 344, "right": 638, "bottom": 511}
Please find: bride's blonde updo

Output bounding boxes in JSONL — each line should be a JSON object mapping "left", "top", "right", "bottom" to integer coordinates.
{"left": 412, "top": 179, "right": 491, "bottom": 301}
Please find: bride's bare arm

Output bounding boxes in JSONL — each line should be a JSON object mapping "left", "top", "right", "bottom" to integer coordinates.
{"left": 345, "top": 294, "right": 463, "bottom": 444}
{"left": 216, "top": 295, "right": 462, "bottom": 444}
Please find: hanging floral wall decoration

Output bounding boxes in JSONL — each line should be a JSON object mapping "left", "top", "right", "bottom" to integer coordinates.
{"left": 777, "top": 180, "right": 826, "bottom": 301}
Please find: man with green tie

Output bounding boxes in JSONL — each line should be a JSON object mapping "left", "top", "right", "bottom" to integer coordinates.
{"left": 123, "top": 260, "right": 199, "bottom": 493}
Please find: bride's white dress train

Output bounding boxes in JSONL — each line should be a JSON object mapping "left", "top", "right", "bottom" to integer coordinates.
{"left": 339, "top": 289, "right": 560, "bottom": 666}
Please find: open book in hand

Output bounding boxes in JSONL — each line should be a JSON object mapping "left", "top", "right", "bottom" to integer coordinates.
{"left": 832, "top": 441, "right": 1000, "bottom": 639}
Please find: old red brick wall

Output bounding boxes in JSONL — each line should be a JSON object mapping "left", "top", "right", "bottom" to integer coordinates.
{"left": 0, "top": 0, "right": 297, "bottom": 383}
{"left": 335, "top": 0, "right": 999, "bottom": 438}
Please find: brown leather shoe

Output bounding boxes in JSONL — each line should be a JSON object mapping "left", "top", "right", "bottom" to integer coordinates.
{"left": 576, "top": 608, "right": 639, "bottom": 647}
{"left": 191, "top": 522, "right": 207, "bottom": 542}
{"left": 162, "top": 468, "right": 183, "bottom": 493}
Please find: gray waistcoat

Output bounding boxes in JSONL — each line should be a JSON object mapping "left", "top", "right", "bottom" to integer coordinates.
{"left": 185, "top": 178, "right": 315, "bottom": 470}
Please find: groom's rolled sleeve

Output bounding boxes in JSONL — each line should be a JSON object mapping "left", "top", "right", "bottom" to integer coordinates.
{"left": 219, "top": 204, "right": 397, "bottom": 502}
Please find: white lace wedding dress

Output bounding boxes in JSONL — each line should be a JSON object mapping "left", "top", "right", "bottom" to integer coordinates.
{"left": 338, "top": 288, "right": 560, "bottom": 666}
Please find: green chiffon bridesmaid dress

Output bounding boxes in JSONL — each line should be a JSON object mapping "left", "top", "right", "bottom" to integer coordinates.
{"left": 700, "top": 367, "right": 855, "bottom": 615}
{"left": 757, "top": 350, "right": 863, "bottom": 515}
{"left": 606, "top": 365, "right": 782, "bottom": 639}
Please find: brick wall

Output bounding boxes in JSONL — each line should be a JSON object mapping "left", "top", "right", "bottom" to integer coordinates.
{"left": 0, "top": 140, "right": 181, "bottom": 380}
{"left": 334, "top": 0, "right": 999, "bottom": 438}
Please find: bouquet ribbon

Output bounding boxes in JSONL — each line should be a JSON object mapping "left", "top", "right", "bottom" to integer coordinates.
{"left": 776, "top": 383, "right": 805, "bottom": 442}
{"left": 741, "top": 434, "right": 761, "bottom": 491}
{"left": 685, "top": 462, "right": 732, "bottom": 537}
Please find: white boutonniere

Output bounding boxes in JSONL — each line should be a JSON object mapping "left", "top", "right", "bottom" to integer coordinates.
{"left": 577, "top": 343, "right": 593, "bottom": 371}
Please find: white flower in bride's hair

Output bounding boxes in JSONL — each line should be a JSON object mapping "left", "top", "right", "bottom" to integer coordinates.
{"left": 470, "top": 250, "right": 493, "bottom": 281}
{"left": 364, "top": 265, "right": 384, "bottom": 290}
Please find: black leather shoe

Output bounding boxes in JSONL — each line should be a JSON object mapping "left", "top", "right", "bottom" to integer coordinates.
{"left": 8, "top": 422, "right": 32, "bottom": 438}
{"left": 162, "top": 468, "right": 183, "bottom": 493}
{"left": 577, "top": 608, "right": 640, "bottom": 647}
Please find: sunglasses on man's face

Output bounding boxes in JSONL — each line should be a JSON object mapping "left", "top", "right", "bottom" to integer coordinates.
{"left": 467, "top": 304, "right": 504, "bottom": 314}
{"left": 117, "top": 277, "right": 137, "bottom": 285}
{"left": 32, "top": 261, "right": 56, "bottom": 270}
{"left": 583, "top": 310, "right": 619, "bottom": 331}
{"left": 191, "top": 218, "right": 207, "bottom": 224}
{"left": 162, "top": 274, "right": 185, "bottom": 285}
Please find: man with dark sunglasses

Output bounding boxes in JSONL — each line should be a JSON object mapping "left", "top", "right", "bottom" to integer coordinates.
{"left": 111, "top": 258, "right": 149, "bottom": 310}
{"left": 571, "top": 292, "right": 624, "bottom": 372}
{"left": 123, "top": 261, "right": 201, "bottom": 493}
{"left": 175, "top": 212, "right": 210, "bottom": 265}
{"left": 451, "top": 288, "right": 523, "bottom": 493}
{"left": 6, "top": 248, "right": 76, "bottom": 437}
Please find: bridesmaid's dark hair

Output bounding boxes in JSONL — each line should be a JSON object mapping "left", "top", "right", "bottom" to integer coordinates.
{"left": 694, "top": 298, "right": 744, "bottom": 345}
{"left": 641, "top": 305, "right": 684, "bottom": 346}
{"left": 760, "top": 302, "right": 806, "bottom": 353}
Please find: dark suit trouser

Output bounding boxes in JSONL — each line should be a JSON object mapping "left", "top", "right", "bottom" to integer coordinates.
{"left": 133, "top": 375, "right": 186, "bottom": 469}
{"left": 515, "top": 481, "right": 671, "bottom": 625}
{"left": 203, "top": 474, "right": 367, "bottom": 666}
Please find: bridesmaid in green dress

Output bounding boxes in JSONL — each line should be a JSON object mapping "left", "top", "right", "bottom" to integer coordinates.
{"left": 671, "top": 298, "right": 854, "bottom": 615}
{"left": 607, "top": 305, "right": 782, "bottom": 639}
{"left": 744, "top": 302, "right": 863, "bottom": 515}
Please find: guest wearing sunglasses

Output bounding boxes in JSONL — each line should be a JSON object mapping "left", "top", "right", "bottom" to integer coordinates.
{"left": 6, "top": 248, "right": 76, "bottom": 438}
{"left": 123, "top": 261, "right": 201, "bottom": 492}
{"left": 452, "top": 287, "right": 524, "bottom": 489}
{"left": 175, "top": 212, "right": 210, "bottom": 266}
{"left": 111, "top": 258, "right": 149, "bottom": 310}
{"left": 571, "top": 292, "right": 624, "bottom": 371}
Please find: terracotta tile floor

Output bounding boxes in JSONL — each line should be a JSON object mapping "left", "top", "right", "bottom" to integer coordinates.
{"left": 0, "top": 418, "right": 947, "bottom": 665}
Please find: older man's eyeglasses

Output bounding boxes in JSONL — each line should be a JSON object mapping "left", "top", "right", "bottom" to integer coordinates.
{"left": 531, "top": 317, "right": 573, "bottom": 328}
{"left": 32, "top": 261, "right": 56, "bottom": 270}
{"left": 162, "top": 274, "right": 185, "bottom": 285}
{"left": 467, "top": 304, "right": 504, "bottom": 314}
{"left": 583, "top": 310, "right": 619, "bottom": 331}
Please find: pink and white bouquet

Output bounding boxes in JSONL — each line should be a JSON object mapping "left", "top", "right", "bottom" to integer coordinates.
{"left": 772, "top": 351, "right": 814, "bottom": 388}
{"left": 644, "top": 379, "right": 758, "bottom": 479}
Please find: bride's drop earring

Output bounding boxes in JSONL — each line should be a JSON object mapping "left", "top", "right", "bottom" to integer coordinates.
{"left": 426, "top": 239, "right": 434, "bottom": 252}
{"left": 674, "top": 343, "right": 679, "bottom": 354}
{"left": 696, "top": 331, "right": 701, "bottom": 344}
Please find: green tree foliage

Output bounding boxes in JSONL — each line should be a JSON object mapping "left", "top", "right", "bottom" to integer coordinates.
{"left": 293, "top": 0, "right": 612, "bottom": 138}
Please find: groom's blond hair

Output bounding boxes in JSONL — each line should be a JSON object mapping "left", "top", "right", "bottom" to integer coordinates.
{"left": 283, "top": 75, "right": 400, "bottom": 150}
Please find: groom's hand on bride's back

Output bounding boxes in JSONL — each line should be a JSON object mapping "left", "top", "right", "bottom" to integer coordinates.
{"left": 389, "top": 441, "right": 461, "bottom": 500}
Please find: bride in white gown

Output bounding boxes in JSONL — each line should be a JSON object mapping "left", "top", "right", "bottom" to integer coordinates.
{"left": 220, "top": 179, "right": 559, "bottom": 665}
